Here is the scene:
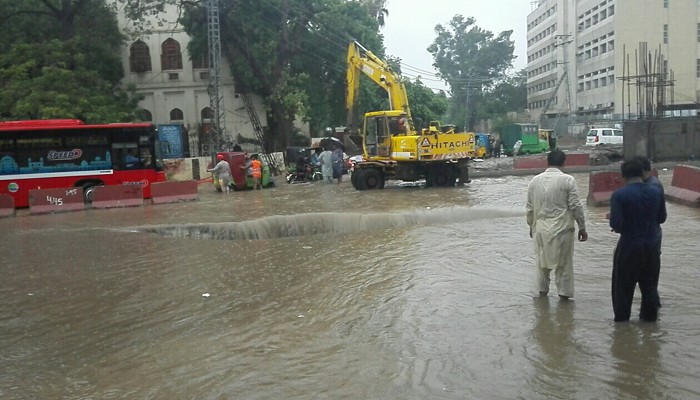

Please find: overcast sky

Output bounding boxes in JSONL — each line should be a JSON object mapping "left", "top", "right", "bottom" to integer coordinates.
{"left": 381, "top": 0, "right": 534, "bottom": 92}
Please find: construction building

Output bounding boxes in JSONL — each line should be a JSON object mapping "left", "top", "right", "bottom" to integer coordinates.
{"left": 527, "top": 0, "right": 700, "bottom": 134}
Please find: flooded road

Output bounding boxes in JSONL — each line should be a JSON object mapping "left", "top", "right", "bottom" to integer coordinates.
{"left": 1, "top": 171, "right": 700, "bottom": 399}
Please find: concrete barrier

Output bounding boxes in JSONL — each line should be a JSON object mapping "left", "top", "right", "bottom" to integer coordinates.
{"left": 151, "top": 181, "right": 198, "bottom": 204}
{"left": 587, "top": 171, "right": 624, "bottom": 207}
{"left": 91, "top": 185, "right": 144, "bottom": 209}
{"left": 29, "top": 187, "right": 84, "bottom": 214}
{"left": 513, "top": 153, "right": 590, "bottom": 169}
{"left": 163, "top": 157, "right": 211, "bottom": 181}
{"left": 0, "top": 194, "right": 15, "bottom": 217}
{"left": 666, "top": 165, "right": 700, "bottom": 207}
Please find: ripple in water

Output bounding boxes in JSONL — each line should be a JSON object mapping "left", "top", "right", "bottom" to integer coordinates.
{"left": 137, "top": 206, "right": 524, "bottom": 241}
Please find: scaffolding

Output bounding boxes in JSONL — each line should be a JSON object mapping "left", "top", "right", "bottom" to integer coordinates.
{"left": 206, "top": 0, "right": 225, "bottom": 157}
{"left": 619, "top": 43, "right": 675, "bottom": 120}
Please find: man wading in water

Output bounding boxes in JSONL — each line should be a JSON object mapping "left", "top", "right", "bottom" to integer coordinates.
{"left": 526, "top": 149, "right": 588, "bottom": 300}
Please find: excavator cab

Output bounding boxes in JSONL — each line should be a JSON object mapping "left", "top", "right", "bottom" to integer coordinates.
{"left": 363, "top": 111, "right": 409, "bottom": 158}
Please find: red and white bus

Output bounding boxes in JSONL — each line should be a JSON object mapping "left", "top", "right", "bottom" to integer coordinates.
{"left": 0, "top": 119, "right": 167, "bottom": 208}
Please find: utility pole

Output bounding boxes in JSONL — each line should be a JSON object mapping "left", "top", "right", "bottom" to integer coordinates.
{"left": 541, "top": 34, "right": 573, "bottom": 132}
{"left": 207, "top": 0, "right": 226, "bottom": 158}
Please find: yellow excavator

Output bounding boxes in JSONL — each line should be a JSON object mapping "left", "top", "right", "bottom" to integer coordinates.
{"left": 345, "top": 41, "right": 475, "bottom": 190}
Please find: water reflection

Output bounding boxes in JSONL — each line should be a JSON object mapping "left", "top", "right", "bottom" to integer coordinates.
{"left": 610, "top": 324, "right": 663, "bottom": 399}
{"left": 530, "top": 297, "right": 579, "bottom": 398}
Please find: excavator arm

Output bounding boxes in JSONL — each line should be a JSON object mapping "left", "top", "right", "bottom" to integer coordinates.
{"left": 346, "top": 41, "right": 413, "bottom": 132}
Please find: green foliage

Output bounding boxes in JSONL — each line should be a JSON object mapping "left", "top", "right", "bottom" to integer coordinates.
{"left": 428, "top": 15, "right": 515, "bottom": 90}
{"left": 176, "top": 0, "right": 384, "bottom": 145}
{"left": 0, "top": 0, "right": 142, "bottom": 122}
{"left": 404, "top": 79, "right": 449, "bottom": 130}
{"left": 0, "top": 41, "right": 143, "bottom": 122}
{"left": 428, "top": 15, "right": 520, "bottom": 129}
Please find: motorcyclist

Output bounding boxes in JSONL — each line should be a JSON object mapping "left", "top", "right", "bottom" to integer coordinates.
{"left": 295, "top": 149, "right": 310, "bottom": 181}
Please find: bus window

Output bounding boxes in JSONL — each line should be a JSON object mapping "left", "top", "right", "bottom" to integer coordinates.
{"left": 113, "top": 142, "right": 140, "bottom": 169}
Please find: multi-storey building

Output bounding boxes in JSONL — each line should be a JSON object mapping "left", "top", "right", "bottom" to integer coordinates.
{"left": 527, "top": 0, "right": 700, "bottom": 133}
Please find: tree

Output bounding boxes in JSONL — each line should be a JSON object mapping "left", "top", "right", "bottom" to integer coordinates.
{"left": 123, "top": 0, "right": 383, "bottom": 150}
{"left": 0, "top": 41, "right": 141, "bottom": 121}
{"left": 480, "top": 69, "right": 527, "bottom": 117}
{"left": 0, "top": 0, "right": 143, "bottom": 122}
{"left": 427, "top": 15, "right": 516, "bottom": 130}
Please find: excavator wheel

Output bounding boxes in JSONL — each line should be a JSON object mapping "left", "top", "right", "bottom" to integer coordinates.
{"left": 355, "top": 168, "right": 384, "bottom": 190}
{"left": 430, "top": 166, "right": 453, "bottom": 187}
{"left": 351, "top": 169, "right": 359, "bottom": 189}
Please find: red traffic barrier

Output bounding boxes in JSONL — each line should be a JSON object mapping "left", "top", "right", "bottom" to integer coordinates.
{"left": 587, "top": 171, "right": 624, "bottom": 207}
{"left": 563, "top": 153, "right": 591, "bottom": 167}
{"left": 513, "top": 156, "right": 547, "bottom": 169}
{"left": 513, "top": 153, "right": 590, "bottom": 169}
{"left": 91, "top": 185, "right": 144, "bottom": 209}
{"left": 151, "top": 181, "right": 198, "bottom": 204}
{"left": 666, "top": 165, "right": 700, "bottom": 207}
{"left": 29, "top": 187, "right": 84, "bottom": 214}
{"left": 0, "top": 194, "right": 15, "bottom": 217}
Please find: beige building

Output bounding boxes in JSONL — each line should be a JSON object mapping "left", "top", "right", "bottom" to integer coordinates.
{"left": 527, "top": 0, "right": 700, "bottom": 133}
{"left": 116, "top": 5, "right": 271, "bottom": 155}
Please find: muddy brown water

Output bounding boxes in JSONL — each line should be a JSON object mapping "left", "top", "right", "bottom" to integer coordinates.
{"left": 1, "top": 170, "right": 699, "bottom": 399}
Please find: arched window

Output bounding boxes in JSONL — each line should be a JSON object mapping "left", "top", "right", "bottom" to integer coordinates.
{"left": 201, "top": 107, "right": 214, "bottom": 120}
{"left": 161, "top": 38, "right": 183, "bottom": 70}
{"left": 170, "top": 108, "right": 184, "bottom": 121}
{"left": 192, "top": 54, "right": 209, "bottom": 69}
{"left": 129, "top": 40, "right": 152, "bottom": 73}
{"left": 138, "top": 109, "right": 153, "bottom": 122}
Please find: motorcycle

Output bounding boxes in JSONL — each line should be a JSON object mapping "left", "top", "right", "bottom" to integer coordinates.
{"left": 286, "top": 163, "right": 322, "bottom": 183}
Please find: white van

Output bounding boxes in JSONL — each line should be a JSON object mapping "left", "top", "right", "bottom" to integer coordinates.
{"left": 585, "top": 128, "right": 623, "bottom": 146}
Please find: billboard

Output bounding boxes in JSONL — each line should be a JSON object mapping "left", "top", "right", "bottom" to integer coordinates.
{"left": 158, "top": 124, "right": 184, "bottom": 158}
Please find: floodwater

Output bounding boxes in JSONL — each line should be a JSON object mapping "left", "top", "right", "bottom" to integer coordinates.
{"left": 1, "top": 171, "right": 700, "bottom": 399}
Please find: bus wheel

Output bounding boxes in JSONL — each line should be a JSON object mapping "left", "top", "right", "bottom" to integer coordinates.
{"left": 81, "top": 182, "right": 103, "bottom": 203}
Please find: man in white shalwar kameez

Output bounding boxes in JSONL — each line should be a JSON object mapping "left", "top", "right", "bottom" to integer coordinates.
{"left": 526, "top": 149, "right": 588, "bottom": 299}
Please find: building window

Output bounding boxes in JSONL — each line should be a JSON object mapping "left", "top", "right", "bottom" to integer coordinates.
{"left": 192, "top": 54, "right": 208, "bottom": 69}
{"left": 663, "top": 25, "right": 668, "bottom": 44}
{"left": 161, "top": 38, "right": 183, "bottom": 70}
{"left": 697, "top": 23, "right": 700, "bottom": 42}
{"left": 201, "top": 107, "right": 214, "bottom": 121}
{"left": 170, "top": 108, "right": 184, "bottom": 121}
{"left": 138, "top": 109, "right": 153, "bottom": 122}
{"left": 129, "top": 40, "right": 152, "bottom": 73}
{"left": 664, "top": 0, "right": 668, "bottom": 8}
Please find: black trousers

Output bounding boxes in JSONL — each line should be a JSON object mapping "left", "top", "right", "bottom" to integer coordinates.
{"left": 612, "top": 244, "right": 661, "bottom": 322}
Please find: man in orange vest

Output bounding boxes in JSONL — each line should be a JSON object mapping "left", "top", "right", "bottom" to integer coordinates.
{"left": 251, "top": 154, "right": 263, "bottom": 190}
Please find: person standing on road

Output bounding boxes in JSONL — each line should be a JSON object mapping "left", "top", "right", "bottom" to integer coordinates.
{"left": 332, "top": 144, "right": 344, "bottom": 184}
{"left": 251, "top": 154, "right": 263, "bottom": 190}
{"left": 526, "top": 149, "right": 588, "bottom": 300}
{"left": 208, "top": 154, "right": 233, "bottom": 194}
{"left": 319, "top": 146, "right": 334, "bottom": 183}
{"left": 609, "top": 158, "right": 666, "bottom": 322}
{"left": 493, "top": 139, "right": 501, "bottom": 158}
{"left": 635, "top": 156, "right": 665, "bottom": 309}
{"left": 240, "top": 152, "right": 253, "bottom": 181}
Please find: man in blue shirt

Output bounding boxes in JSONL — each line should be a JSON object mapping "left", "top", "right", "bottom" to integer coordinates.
{"left": 609, "top": 158, "right": 667, "bottom": 322}
{"left": 635, "top": 156, "right": 665, "bottom": 309}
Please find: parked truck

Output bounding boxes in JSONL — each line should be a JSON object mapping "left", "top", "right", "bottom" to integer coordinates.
{"left": 345, "top": 41, "right": 475, "bottom": 190}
